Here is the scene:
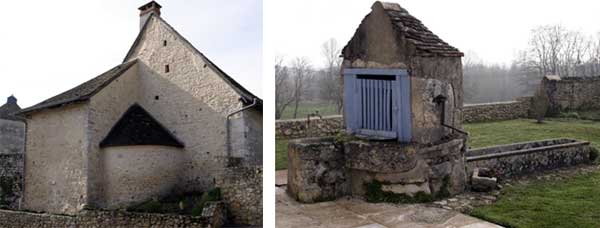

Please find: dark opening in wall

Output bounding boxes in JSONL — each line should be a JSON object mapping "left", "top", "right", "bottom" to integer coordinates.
{"left": 155, "top": 96, "right": 159, "bottom": 100}
{"left": 165, "top": 65, "right": 170, "bottom": 73}
{"left": 163, "top": 40, "right": 167, "bottom": 46}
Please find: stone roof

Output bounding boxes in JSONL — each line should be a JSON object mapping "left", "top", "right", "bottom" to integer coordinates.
{"left": 344, "top": 1, "right": 463, "bottom": 58}
{"left": 0, "top": 96, "right": 22, "bottom": 121}
{"left": 381, "top": 2, "right": 463, "bottom": 57}
{"left": 124, "top": 13, "right": 262, "bottom": 108}
{"left": 99, "top": 103, "right": 184, "bottom": 148}
{"left": 18, "top": 60, "right": 138, "bottom": 115}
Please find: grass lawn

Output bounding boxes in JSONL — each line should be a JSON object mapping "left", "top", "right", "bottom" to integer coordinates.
{"left": 470, "top": 171, "right": 600, "bottom": 228}
{"left": 465, "top": 118, "right": 600, "bottom": 228}
{"left": 279, "top": 102, "right": 339, "bottom": 120}
{"left": 464, "top": 118, "right": 600, "bottom": 150}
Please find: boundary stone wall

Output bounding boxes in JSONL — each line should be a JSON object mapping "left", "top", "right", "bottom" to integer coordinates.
{"left": 543, "top": 76, "right": 600, "bottom": 115}
{"left": 0, "top": 207, "right": 225, "bottom": 228}
{"left": 275, "top": 98, "right": 534, "bottom": 137}
{"left": 462, "top": 97, "right": 533, "bottom": 123}
{"left": 217, "top": 162, "right": 262, "bottom": 226}
{"left": 0, "top": 153, "right": 23, "bottom": 210}
{"left": 276, "top": 115, "right": 343, "bottom": 139}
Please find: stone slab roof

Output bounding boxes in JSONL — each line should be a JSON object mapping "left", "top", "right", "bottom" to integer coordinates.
{"left": 0, "top": 96, "right": 22, "bottom": 121}
{"left": 124, "top": 13, "right": 262, "bottom": 108}
{"left": 381, "top": 2, "right": 463, "bottom": 57}
{"left": 18, "top": 60, "right": 137, "bottom": 115}
{"left": 99, "top": 103, "right": 184, "bottom": 148}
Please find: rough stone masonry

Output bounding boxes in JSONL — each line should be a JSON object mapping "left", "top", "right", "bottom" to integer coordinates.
{"left": 0, "top": 96, "right": 25, "bottom": 210}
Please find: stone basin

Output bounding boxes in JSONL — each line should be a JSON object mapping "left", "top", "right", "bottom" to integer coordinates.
{"left": 466, "top": 138, "right": 596, "bottom": 178}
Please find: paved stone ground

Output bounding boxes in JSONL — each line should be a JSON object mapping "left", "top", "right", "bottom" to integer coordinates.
{"left": 276, "top": 170, "right": 502, "bottom": 228}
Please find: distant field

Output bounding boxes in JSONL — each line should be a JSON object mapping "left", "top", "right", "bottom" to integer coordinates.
{"left": 279, "top": 102, "right": 339, "bottom": 120}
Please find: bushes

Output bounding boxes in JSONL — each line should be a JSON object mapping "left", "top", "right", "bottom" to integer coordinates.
{"left": 128, "top": 188, "right": 221, "bottom": 216}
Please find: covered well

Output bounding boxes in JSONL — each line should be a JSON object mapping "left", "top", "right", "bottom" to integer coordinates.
{"left": 342, "top": 1, "right": 464, "bottom": 144}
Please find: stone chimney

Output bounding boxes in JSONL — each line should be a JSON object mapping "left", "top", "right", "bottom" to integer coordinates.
{"left": 7, "top": 95, "right": 17, "bottom": 105}
{"left": 138, "top": 1, "right": 162, "bottom": 29}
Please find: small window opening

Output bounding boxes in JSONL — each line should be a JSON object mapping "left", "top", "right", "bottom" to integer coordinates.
{"left": 154, "top": 96, "right": 159, "bottom": 100}
{"left": 163, "top": 40, "right": 167, "bottom": 46}
{"left": 165, "top": 65, "right": 170, "bottom": 73}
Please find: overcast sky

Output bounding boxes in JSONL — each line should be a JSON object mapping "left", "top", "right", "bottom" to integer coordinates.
{"left": 273, "top": 0, "right": 600, "bottom": 68}
{"left": 0, "top": 0, "right": 262, "bottom": 108}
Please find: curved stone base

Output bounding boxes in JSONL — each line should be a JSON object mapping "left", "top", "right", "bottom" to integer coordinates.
{"left": 287, "top": 135, "right": 467, "bottom": 203}
{"left": 345, "top": 137, "right": 467, "bottom": 200}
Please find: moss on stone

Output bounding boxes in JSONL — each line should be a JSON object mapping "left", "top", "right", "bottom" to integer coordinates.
{"left": 365, "top": 177, "right": 453, "bottom": 204}
{"left": 127, "top": 188, "right": 221, "bottom": 216}
{"left": 365, "top": 180, "right": 434, "bottom": 204}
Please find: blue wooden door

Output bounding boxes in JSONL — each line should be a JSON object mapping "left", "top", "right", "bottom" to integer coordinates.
{"left": 343, "top": 68, "right": 411, "bottom": 142}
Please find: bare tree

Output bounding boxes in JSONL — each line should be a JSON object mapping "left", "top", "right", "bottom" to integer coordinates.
{"left": 320, "top": 38, "right": 343, "bottom": 113}
{"left": 275, "top": 56, "right": 293, "bottom": 119}
{"left": 290, "top": 57, "right": 313, "bottom": 119}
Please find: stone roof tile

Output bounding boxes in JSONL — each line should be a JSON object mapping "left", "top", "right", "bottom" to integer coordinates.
{"left": 18, "top": 60, "right": 138, "bottom": 115}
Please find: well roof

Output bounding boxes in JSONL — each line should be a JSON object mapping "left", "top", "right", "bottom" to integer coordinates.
{"left": 344, "top": 1, "right": 463, "bottom": 58}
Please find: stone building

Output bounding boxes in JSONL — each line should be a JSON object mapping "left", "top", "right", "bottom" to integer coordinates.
{"left": 17, "top": 1, "right": 262, "bottom": 216}
{"left": 288, "top": 1, "right": 468, "bottom": 203}
{"left": 0, "top": 95, "right": 25, "bottom": 209}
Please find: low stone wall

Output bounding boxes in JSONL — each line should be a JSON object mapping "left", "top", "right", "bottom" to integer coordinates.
{"left": 466, "top": 138, "right": 595, "bottom": 178}
{"left": 217, "top": 164, "right": 262, "bottom": 226}
{"left": 463, "top": 97, "right": 533, "bottom": 123}
{"left": 0, "top": 153, "right": 23, "bottom": 209}
{"left": 276, "top": 115, "right": 343, "bottom": 139}
{"left": 0, "top": 206, "right": 225, "bottom": 228}
{"left": 287, "top": 135, "right": 468, "bottom": 203}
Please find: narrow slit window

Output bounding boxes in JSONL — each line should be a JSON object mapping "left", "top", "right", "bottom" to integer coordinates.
{"left": 163, "top": 40, "right": 167, "bottom": 46}
{"left": 165, "top": 65, "right": 170, "bottom": 73}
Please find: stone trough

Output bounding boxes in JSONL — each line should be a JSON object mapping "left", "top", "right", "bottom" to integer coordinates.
{"left": 466, "top": 138, "right": 596, "bottom": 178}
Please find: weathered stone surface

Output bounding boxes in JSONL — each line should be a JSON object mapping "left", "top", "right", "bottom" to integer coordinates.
{"left": 0, "top": 119, "right": 25, "bottom": 154}
{"left": 287, "top": 138, "right": 349, "bottom": 203}
{"left": 0, "top": 209, "right": 217, "bottom": 228}
{"left": 276, "top": 115, "right": 343, "bottom": 139}
{"left": 381, "top": 182, "right": 431, "bottom": 196}
{"left": 201, "top": 201, "right": 227, "bottom": 228}
{"left": 466, "top": 138, "right": 593, "bottom": 178}
{"left": 542, "top": 76, "right": 600, "bottom": 115}
{"left": 102, "top": 145, "right": 184, "bottom": 209}
{"left": 0, "top": 153, "right": 23, "bottom": 210}
{"left": 216, "top": 165, "right": 262, "bottom": 226}
{"left": 0, "top": 118, "right": 24, "bottom": 210}
{"left": 463, "top": 97, "right": 533, "bottom": 123}
{"left": 344, "top": 140, "right": 419, "bottom": 173}
{"left": 471, "top": 168, "right": 497, "bottom": 192}
{"left": 289, "top": 136, "right": 468, "bottom": 202}
{"left": 23, "top": 104, "right": 89, "bottom": 215}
